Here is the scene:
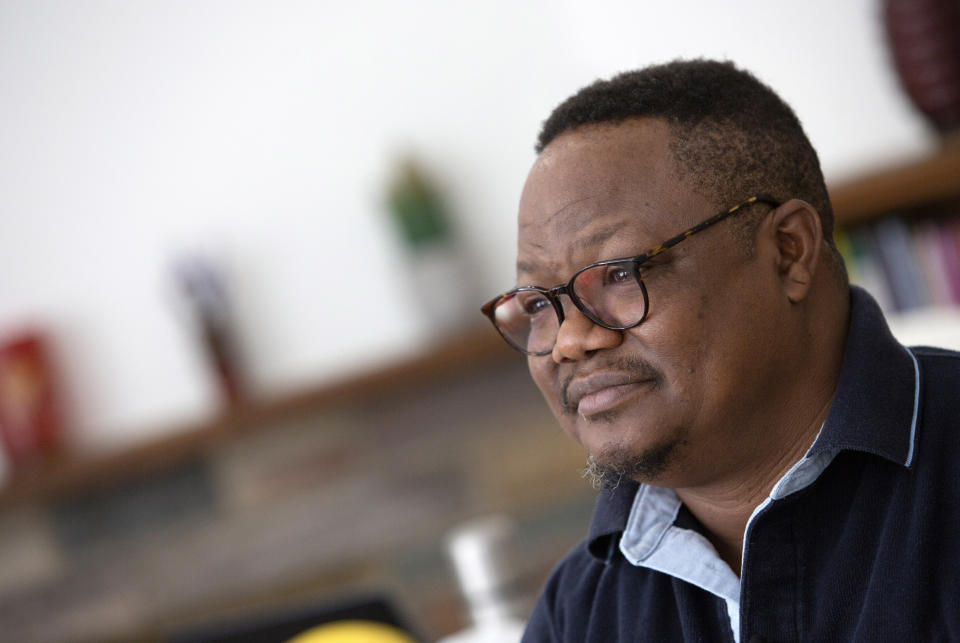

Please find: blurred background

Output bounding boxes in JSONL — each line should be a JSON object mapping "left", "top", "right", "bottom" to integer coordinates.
{"left": 0, "top": 0, "right": 957, "bottom": 641}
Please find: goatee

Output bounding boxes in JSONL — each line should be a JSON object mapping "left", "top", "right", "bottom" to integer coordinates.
{"left": 582, "top": 439, "right": 680, "bottom": 490}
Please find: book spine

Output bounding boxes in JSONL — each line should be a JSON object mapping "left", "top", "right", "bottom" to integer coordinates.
{"left": 873, "top": 216, "right": 929, "bottom": 311}
{"left": 846, "top": 227, "right": 896, "bottom": 313}
{"left": 941, "top": 218, "right": 960, "bottom": 305}
{"left": 913, "top": 221, "right": 953, "bottom": 307}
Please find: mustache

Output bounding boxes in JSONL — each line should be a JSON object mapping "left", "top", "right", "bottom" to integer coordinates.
{"left": 560, "top": 357, "right": 662, "bottom": 413}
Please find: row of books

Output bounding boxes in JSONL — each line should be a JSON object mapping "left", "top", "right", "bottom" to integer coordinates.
{"left": 837, "top": 213, "right": 960, "bottom": 314}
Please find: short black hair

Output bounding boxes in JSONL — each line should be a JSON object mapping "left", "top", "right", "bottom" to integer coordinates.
{"left": 536, "top": 60, "right": 843, "bottom": 267}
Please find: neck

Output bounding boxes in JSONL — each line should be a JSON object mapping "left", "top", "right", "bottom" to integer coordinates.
{"left": 675, "top": 396, "right": 830, "bottom": 574}
{"left": 675, "top": 289, "right": 849, "bottom": 575}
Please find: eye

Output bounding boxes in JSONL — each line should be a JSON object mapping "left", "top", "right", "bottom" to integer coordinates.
{"left": 602, "top": 265, "right": 635, "bottom": 286}
{"left": 518, "top": 292, "right": 552, "bottom": 315}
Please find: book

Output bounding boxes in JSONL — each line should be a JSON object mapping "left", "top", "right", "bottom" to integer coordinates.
{"left": 912, "top": 220, "right": 954, "bottom": 307}
{"left": 941, "top": 218, "right": 960, "bottom": 305}
{"left": 873, "top": 216, "right": 930, "bottom": 311}
{"left": 845, "top": 227, "right": 895, "bottom": 313}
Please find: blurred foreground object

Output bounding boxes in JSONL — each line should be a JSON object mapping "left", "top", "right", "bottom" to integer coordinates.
{"left": 884, "top": 0, "right": 960, "bottom": 136}
{"left": 385, "top": 157, "right": 477, "bottom": 334}
{"left": 174, "top": 255, "right": 246, "bottom": 407}
{"left": 0, "top": 331, "right": 62, "bottom": 464}
{"left": 286, "top": 620, "right": 415, "bottom": 642}
{"left": 170, "top": 593, "right": 421, "bottom": 643}
{"left": 440, "top": 515, "right": 526, "bottom": 643}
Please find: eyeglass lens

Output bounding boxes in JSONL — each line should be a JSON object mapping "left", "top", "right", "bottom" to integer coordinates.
{"left": 492, "top": 261, "right": 648, "bottom": 355}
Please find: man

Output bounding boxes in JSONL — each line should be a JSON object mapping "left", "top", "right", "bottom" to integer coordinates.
{"left": 481, "top": 60, "right": 960, "bottom": 642}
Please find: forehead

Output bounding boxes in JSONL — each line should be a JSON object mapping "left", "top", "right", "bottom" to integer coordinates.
{"left": 517, "top": 119, "right": 711, "bottom": 279}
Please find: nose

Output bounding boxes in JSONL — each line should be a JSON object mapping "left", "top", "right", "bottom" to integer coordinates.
{"left": 551, "top": 302, "right": 623, "bottom": 363}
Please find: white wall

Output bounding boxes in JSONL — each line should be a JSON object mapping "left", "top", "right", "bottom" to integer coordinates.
{"left": 0, "top": 0, "right": 933, "bottom": 449}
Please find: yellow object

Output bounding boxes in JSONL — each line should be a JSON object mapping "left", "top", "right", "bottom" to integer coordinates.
{"left": 286, "top": 620, "right": 416, "bottom": 643}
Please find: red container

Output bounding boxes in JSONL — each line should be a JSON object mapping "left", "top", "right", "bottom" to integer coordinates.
{"left": 0, "top": 333, "right": 60, "bottom": 462}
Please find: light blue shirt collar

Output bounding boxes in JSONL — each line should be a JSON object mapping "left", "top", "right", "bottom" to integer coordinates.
{"left": 619, "top": 435, "right": 839, "bottom": 643}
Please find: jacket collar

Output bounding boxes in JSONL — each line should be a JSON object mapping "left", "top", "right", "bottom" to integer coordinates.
{"left": 585, "top": 286, "right": 921, "bottom": 561}
{"left": 586, "top": 478, "right": 641, "bottom": 560}
{"left": 809, "top": 286, "right": 919, "bottom": 466}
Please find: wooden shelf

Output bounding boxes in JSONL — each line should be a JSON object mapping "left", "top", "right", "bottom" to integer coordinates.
{"left": 0, "top": 327, "right": 516, "bottom": 508}
{"left": 829, "top": 144, "right": 960, "bottom": 225}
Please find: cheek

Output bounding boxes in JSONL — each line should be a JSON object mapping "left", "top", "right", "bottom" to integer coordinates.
{"left": 528, "top": 360, "right": 581, "bottom": 437}
{"left": 528, "top": 359, "right": 561, "bottom": 412}
{"left": 665, "top": 292, "right": 763, "bottom": 402}
{"left": 631, "top": 297, "right": 715, "bottom": 400}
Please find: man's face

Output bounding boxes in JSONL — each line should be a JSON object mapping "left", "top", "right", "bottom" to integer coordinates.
{"left": 517, "top": 119, "right": 787, "bottom": 489}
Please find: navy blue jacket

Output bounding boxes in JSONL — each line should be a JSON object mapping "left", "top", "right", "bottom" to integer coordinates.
{"left": 522, "top": 288, "right": 960, "bottom": 642}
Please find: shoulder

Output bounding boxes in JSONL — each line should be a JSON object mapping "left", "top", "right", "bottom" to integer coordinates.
{"left": 523, "top": 541, "right": 600, "bottom": 642}
{"left": 908, "top": 345, "right": 960, "bottom": 455}
{"left": 524, "top": 538, "right": 620, "bottom": 643}
{"left": 910, "top": 344, "right": 960, "bottom": 363}
{"left": 522, "top": 536, "right": 672, "bottom": 643}
{"left": 910, "top": 345, "right": 960, "bottom": 416}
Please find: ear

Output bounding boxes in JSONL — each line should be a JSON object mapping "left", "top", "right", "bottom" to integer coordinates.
{"left": 766, "top": 199, "right": 823, "bottom": 304}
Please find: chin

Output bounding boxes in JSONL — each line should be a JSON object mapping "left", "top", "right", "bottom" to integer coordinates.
{"left": 586, "top": 431, "right": 687, "bottom": 488}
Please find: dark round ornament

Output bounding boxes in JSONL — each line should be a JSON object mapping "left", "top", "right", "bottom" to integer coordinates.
{"left": 884, "top": 0, "right": 960, "bottom": 135}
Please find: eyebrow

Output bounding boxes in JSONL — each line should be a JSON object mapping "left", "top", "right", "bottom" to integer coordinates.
{"left": 516, "top": 225, "right": 623, "bottom": 280}
{"left": 573, "top": 226, "right": 621, "bottom": 253}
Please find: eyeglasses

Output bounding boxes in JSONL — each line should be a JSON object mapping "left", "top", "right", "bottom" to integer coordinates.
{"left": 481, "top": 195, "right": 781, "bottom": 356}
